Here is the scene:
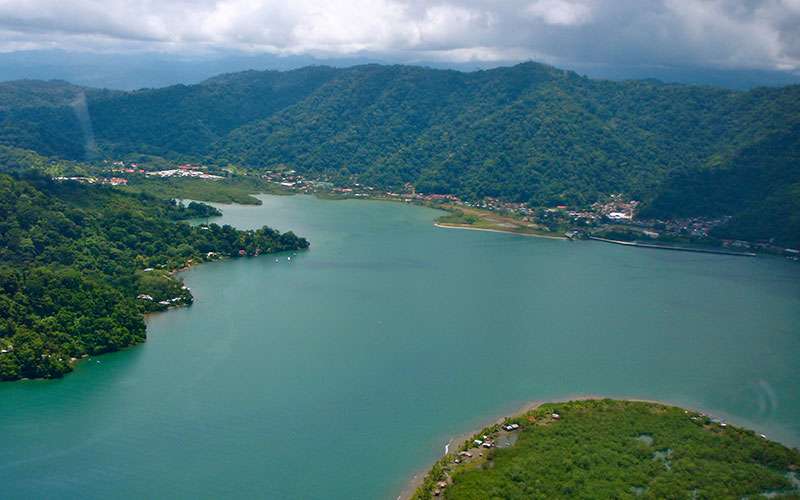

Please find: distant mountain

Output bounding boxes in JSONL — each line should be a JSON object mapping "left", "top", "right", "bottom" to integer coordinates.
{"left": 2, "top": 50, "right": 799, "bottom": 91}
{"left": 1, "top": 62, "right": 798, "bottom": 246}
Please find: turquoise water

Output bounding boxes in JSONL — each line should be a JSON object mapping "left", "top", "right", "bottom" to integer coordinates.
{"left": 2, "top": 195, "right": 799, "bottom": 499}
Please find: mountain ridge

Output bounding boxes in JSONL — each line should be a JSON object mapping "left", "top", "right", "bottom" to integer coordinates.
{"left": 1, "top": 62, "right": 798, "bottom": 245}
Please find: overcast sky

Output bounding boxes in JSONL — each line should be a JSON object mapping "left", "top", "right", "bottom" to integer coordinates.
{"left": 1, "top": 0, "right": 799, "bottom": 73}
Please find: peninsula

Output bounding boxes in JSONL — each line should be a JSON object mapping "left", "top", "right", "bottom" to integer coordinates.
{"left": 0, "top": 173, "right": 309, "bottom": 381}
{"left": 410, "top": 399, "right": 800, "bottom": 499}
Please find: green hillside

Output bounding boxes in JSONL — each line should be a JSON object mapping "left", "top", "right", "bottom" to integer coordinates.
{"left": 0, "top": 173, "right": 308, "bottom": 380}
{"left": 1, "top": 62, "right": 798, "bottom": 245}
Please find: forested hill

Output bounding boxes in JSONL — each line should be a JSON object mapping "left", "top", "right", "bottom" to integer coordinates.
{"left": 0, "top": 173, "right": 309, "bottom": 380}
{"left": 1, "top": 62, "right": 799, "bottom": 243}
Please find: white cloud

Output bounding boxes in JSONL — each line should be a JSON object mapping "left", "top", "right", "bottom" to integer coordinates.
{"left": 525, "top": 0, "right": 594, "bottom": 26}
{"left": 0, "top": 0, "right": 797, "bottom": 71}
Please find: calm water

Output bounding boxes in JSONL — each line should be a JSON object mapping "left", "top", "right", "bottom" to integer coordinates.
{"left": 3, "top": 195, "right": 800, "bottom": 499}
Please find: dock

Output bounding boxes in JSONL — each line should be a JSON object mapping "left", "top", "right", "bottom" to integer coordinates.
{"left": 588, "top": 237, "right": 757, "bottom": 257}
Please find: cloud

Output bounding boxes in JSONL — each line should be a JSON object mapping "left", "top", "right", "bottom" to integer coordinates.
{"left": 0, "top": 0, "right": 797, "bottom": 71}
{"left": 525, "top": 0, "right": 594, "bottom": 26}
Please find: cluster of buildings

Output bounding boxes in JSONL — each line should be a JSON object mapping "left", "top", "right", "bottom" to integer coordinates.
{"left": 109, "top": 161, "right": 145, "bottom": 174}
{"left": 54, "top": 176, "right": 129, "bottom": 186}
{"left": 55, "top": 160, "right": 225, "bottom": 185}
{"left": 260, "top": 169, "right": 306, "bottom": 187}
{"left": 635, "top": 216, "right": 729, "bottom": 239}
{"left": 591, "top": 194, "right": 640, "bottom": 221}
{"left": 144, "top": 164, "right": 223, "bottom": 180}
{"left": 59, "top": 161, "right": 798, "bottom": 258}
{"left": 145, "top": 169, "right": 223, "bottom": 180}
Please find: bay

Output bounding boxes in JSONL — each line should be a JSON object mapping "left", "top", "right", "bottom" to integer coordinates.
{"left": 2, "top": 194, "right": 799, "bottom": 499}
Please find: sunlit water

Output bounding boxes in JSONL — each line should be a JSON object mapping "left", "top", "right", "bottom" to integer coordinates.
{"left": 2, "top": 195, "right": 799, "bottom": 499}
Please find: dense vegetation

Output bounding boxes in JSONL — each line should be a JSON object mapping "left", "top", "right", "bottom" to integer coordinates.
{"left": 0, "top": 80, "right": 87, "bottom": 110}
{"left": 1, "top": 62, "right": 798, "bottom": 245}
{"left": 415, "top": 399, "right": 800, "bottom": 499}
{"left": 120, "top": 176, "right": 290, "bottom": 205}
{"left": 0, "top": 173, "right": 308, "bottom": 380}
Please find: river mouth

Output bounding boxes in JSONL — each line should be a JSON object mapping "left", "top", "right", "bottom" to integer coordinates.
{"left": 2, "top": 194, "right": 799, "bottom": 499}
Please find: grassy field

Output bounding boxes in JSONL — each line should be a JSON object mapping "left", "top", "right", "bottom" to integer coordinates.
{"left": 412, "top": 399, "right": 800, "bottom": 499}
{"left": 435, "top": 206, "right": 559, "bottom": 238}
{"left": 122, "top": 176, "right": 290, "bottom": 205}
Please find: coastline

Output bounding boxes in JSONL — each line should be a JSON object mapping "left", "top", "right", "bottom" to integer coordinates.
{"left": 588, "top": 236, "right": 758, "bottom": 257}
{"left": 396, "top": 394, "right": 760, "bottom": 500}
{"left": 433, "top": 223, "right": 567, "bottom": 240}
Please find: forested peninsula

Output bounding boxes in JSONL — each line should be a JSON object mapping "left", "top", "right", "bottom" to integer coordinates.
{"left": 0, "top": 173, "right": 308, "bottom": 381}
{"left": 411, "top": 399, "right": 800, "bottom": 499}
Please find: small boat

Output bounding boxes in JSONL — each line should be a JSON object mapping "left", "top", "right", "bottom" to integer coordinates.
{"left": 287, "top": 256, "right": 291, "bottom": 262}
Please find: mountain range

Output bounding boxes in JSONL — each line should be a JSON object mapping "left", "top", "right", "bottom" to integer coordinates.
{"left": 0, "top": 62, "right": 798, "bottom": 246}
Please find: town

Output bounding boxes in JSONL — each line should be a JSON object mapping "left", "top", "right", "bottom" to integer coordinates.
{"left": 55, "top": 159, "right": 800, "bottom": 260}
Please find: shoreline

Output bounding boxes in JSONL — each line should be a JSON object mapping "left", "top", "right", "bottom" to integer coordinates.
{"left": 588, "top": 236, "right": 758, "bottom": 257}
{"left": 433, "top": 223, "right": 567, "bottom": 240}
{"left": 396, "top": 394, "right": 762, "bottom": 500}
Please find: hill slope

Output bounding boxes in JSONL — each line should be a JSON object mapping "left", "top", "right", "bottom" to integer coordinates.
{"left": 1, "top": 63, "right": 798, "bottom": 245}
{"left": 0, "top": 173, "right": 308, "bottom": 380}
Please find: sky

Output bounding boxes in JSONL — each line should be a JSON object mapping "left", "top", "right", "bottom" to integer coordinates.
{"left": 0, "top": 0, "right": 799, "bottom": 88}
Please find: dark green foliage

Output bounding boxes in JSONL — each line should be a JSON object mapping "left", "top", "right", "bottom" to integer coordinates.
{"left": 120, "top": 176, "right": 289, "bottom": 205}
{"left": 640, "top": 123, "right": 800, "bottom": 247}
{"left": 180, "top": 200, "right": 223, "bottom": 218}
{"left": 0, "top": 173, "right": 308, "bottom": 380}
{"left": 1, "top": 63, "right": 798, "bottom": 245}
{"left": 0, "top": 144, "right": 105, "bottom": 179}
{"left": 0, "top": 80, "right": 86, "bottom": 110}
{"left": 441, "top": 400, "right": 800, "bottom": 499}
{"left": 85, "top": 66, "right": 339, "bottom": 158}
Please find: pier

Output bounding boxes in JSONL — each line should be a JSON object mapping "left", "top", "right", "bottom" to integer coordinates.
{"left": 588, "top": 237, "right": 757, "bottom": 257}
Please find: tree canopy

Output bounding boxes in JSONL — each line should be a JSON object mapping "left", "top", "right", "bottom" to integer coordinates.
{"left": 1, "top": 62, "right": 798, "bottom": 245}
{"left": 0, "top": 173, "right": 308, "bottom": 380}
{"left": 415, "top": 399, "right": 800, "bottom": 499}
